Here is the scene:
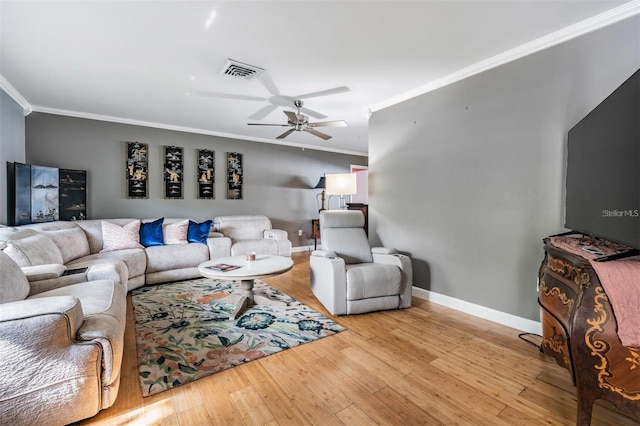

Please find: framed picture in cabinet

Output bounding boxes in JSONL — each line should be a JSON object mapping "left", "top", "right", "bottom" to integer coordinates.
{"left": 31, "top": 165, "right": 59, "bottom": 223}
{"left": 59, "top": 169, "right": 87, "bottom": 220}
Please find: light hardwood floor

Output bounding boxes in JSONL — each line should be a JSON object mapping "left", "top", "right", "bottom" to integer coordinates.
{"left": 80, "top": 252, "right": 638, "bottom": 425}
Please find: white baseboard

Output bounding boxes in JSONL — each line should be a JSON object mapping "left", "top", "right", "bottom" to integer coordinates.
{"left": 292, "top": 245, "right": 314, "bottom": 253}
{"left": 412, "top": 286, "right": 542, "bottom": 335}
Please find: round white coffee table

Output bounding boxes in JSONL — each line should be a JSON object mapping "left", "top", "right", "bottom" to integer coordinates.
{"left": 198, "top": 255, "right": 293, "bottom": 319}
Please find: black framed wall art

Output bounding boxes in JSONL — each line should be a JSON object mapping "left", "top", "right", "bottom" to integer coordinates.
{"left": 227, "top": 152, "right": 243, "bottom": 200}
{"left": 197, "top": 148, "right": 214, "bottom": 199}
{"left": 126, "top": 141, "right": 148, "bottom": 199}
{"left": 164, "top": 145, "right": 183, "bottom": 199}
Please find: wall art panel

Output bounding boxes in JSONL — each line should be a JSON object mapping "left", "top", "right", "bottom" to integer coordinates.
{"left": 126, "top": 141, "right": 148, "bottom": 199}
{"left": 164, "top": 145, "right": 183, "bottom": 199}
{"left": 227, "top": 152, "right": 243, "bottom": 200}
{"left": 197, "top": 149, "right": 215, "bottom": 199}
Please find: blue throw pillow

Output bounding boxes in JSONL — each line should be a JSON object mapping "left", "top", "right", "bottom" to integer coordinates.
{"left": 140, "top": 218, "right": 164, "bottom": 247}
{"left": 187, "top": 220, "right": 212, "bottom": 244}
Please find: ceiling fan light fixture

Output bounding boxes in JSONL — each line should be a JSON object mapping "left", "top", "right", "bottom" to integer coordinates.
{"left": 221, "top": 59, "right": 264, "bottom": 81}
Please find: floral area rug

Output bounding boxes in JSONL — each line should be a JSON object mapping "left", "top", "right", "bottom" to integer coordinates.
{"left": 131, "top": 277, "right": 344, "bottom": 396}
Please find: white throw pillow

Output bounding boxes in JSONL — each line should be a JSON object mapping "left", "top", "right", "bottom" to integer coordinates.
{"left": 100, "top": 220, "right": 143, "bottom": 252}
{"left": 163, "top": 219, "right": 189, "bottom": 245}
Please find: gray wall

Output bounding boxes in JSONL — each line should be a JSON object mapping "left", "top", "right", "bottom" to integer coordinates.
{"left": 369, "top": 17, "right": 640, "bottom": 321}
{"left": 25, "top": 113, "right": 366, "bottom": 245}
{"left": 0, "top": 88, "right": 26, "bottom": 224}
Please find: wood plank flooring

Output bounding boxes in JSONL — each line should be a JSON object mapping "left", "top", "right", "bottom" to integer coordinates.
{"left": 80, "top": 252, "right": 638, "bottom": 425}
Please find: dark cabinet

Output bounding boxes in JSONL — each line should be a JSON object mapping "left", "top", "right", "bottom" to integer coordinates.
{"left": 539, "top": 238, "right": 640, "bottom": 425}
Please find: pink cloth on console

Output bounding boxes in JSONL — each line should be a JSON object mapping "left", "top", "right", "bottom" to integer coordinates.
{"left": 550, "top": 237, "right": 640, "bottom": 348}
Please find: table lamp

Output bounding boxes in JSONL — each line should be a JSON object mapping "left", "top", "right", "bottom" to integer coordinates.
{"left": 314, "top": 176, "right": 326, "bottom": 212}
{"left": 325, "top": 173, "right": 357, "bottom": 209}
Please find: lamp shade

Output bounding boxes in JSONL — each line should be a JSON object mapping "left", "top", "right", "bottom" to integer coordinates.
{"left": 314, "top": 177, "right": 326, "bottom": 189}
{"left": 325, "top": 173, "right": 357, "bottom": 195}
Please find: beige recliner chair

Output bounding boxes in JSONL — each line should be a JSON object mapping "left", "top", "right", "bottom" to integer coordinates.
{"left": 213, "top": 215, "right": 291, "bottom": 257}
{"left": 0, "top": 251, "right": 126, "bottom": 425}
{"left": 310, "top": 210, "right": 412, "bottom": 315}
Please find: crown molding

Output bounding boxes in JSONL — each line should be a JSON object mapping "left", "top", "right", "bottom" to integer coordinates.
{"left": 371, "top": 0, "right": 640, "bottom": 112}
{"left": 31, "top": 106, "right": 368, "bottom": 157}
{"left": 0, "top": 75, "right": 32, "bottom": 115}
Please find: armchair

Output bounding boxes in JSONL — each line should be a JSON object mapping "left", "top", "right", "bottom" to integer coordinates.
{"left": 310, "top": 210, "right": 412, "bottom": 315}
{"left": 0, "top": 251, "right": 126, "bottom": 425}
{"left": 213, "top": 215, "right": 291, "bottom": 257}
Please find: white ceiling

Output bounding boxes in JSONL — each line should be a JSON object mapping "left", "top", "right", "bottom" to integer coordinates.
{"left": 1, "top": 1, "right": 637, "bottom": 156}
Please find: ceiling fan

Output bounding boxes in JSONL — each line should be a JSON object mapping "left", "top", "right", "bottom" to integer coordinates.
{"left": 248, "top": 100, "right": 347, "bottom": 140}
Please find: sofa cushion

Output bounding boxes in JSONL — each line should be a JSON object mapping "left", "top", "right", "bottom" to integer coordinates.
{"left": 230, "top": 239, "right": 279, "bottom": 256}
{"left": 3, "top": 233, "right": 64, "bottom": 266}
{"left": 144, "top": 243, "right": 209, "bottom": 273}
{"left": 42, "top": 227, "right": 91, "bottom": 263}
{"left": 0, "top": 251, "right": 30, "bottom": 303}
{"left": 140, "top": 218, "right": 164, "bottom": 247}
{"left": 163, "top": 219, "right": 188, "bottom": 245}
{"left": 100, "top": 220, "right": 143, "bottom": 252}
{"left": 188, "top": 220, "right": 212, "bottom": 244}
{"left": 345, "top": 263, "right": 402, "bottom": 301}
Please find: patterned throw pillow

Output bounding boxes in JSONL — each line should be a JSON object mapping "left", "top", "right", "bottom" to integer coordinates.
{"left": 100, "top": 220, "right": 143, "bottom": 252}
{"left": 140, "top": 218, "right": 164, "bottom": 247}
{"left": 187, "top": 220, "right": 212, "bottom": 244}
{"left": 163, "top": 220, "right": 189, "bottom": 245}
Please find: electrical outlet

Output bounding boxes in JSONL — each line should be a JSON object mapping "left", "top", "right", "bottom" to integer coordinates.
{"left": 298, "top": 229, "right": 304, "bottom": 236}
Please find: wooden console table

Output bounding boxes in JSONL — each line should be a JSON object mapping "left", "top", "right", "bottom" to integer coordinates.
{"left": 538, "top": 238, "right": 640, "bottom": 425}
{"left": 311, "top": 219, "right": 320, "bottom": 250}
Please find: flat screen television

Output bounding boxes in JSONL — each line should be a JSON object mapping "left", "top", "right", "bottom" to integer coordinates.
{"left": 564, "top": 69, "right": 639, "bottom": 260}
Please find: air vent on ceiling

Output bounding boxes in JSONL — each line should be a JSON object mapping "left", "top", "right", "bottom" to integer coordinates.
{"left": 221, "top": 59, "right": 264, "bottom": 80}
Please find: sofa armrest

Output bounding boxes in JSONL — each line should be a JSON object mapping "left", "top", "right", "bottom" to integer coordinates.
{"left": 311, "top": 249, "right": 337, "bottom": 259}
{"left": 371, "top": 247, "right": 398, "bottom": 255}
{"left": 22, "top": 264, "right": 67, "bottom": 282}
{"left": 0, "top": 296, "right": 103, "bottom": 425}
{"left": 309, "top": 254, "right": 347, "bottom": 315}
{"left": 264, "top": 229, "right": 288, "bottom": 240}
{"left": 0, "top": 295, "right": 83, "bottom": 325}
{"left": 206, "top": 236, "right": 232, "bottom": 259}
{"left": 373, "top": 252, "right": 413, "bottom": 309}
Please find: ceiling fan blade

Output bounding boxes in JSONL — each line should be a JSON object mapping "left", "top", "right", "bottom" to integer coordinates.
{"left": 248, "top": 104, "right": 278, "bottom": 120}
{"left": 309, "top": 120, "right": 347, "bottom": 128}
{"left": 247, "top": 123, "right": 289, "bottom": 127}
{"left": 196, "top": 91, "right": 267, "bottom": 101}
{"left": 283, "top": 110, "right": 298, "bottom": 122}
{"left": 256, "top": 72, "right": 280, "bottom": 96}
{"left": 299, "top": 107, "right": 328, "bottom": 120}
{"left": 295, "top": 86, "right": 350, "bottom": 100}
{"left": 276, "top": 129, "right": 296, "bottom": 139}
{"left": 304, "top": 128, "right": 332, "bottom": 140}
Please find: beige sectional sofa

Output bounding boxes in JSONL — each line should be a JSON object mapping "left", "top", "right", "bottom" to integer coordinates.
{"left": 0, "top": 215, "right": 290, "bottom": 425}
